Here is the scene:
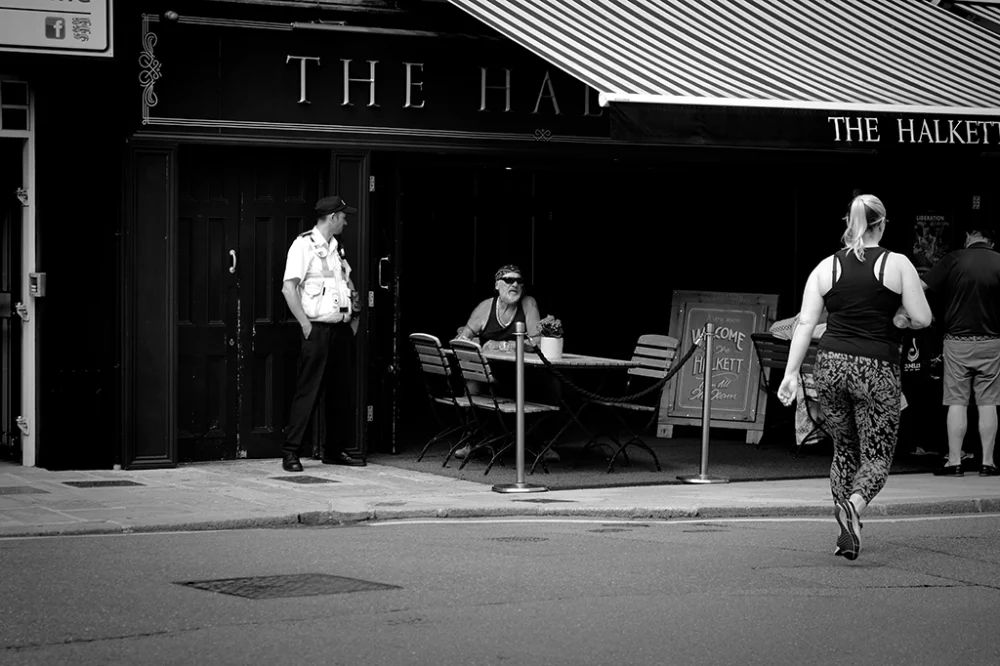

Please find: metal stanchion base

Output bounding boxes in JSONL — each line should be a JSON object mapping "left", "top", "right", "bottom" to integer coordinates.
{"left": 676, "top": 474, "right": 730, "bottom": 484}
{"left": 492, "top": 483, "right": 549, "bottom": 493}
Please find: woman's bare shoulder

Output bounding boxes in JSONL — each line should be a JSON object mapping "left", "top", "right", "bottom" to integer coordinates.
{"left": 884, "top": 249, "right": 912, "bottom": 265}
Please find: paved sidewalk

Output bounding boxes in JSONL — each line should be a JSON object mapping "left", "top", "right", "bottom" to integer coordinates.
{"left": 1, "top": 459, "right": 999, "bottom": 537}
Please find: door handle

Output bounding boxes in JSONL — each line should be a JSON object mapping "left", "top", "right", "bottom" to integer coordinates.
{"left": 229, "top": 249, "right": 237, "bottom": 274}
{"left": 378, "top": 255, "right": 390, "bottom": 289}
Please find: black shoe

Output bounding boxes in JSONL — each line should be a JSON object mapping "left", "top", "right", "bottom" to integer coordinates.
{"left": 322, "top": 451, "right": 366, "bottom": 467}
{"left": 980, "top": 464, "right": 999, "bottom": 477}
{"left": 933, "top": 464, "right": 964, "bottom": 477}
{"left": 282, "top": 454, "right": 304, "bottom": 472}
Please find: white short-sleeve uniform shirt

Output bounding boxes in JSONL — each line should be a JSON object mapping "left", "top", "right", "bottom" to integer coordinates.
{"left": 284, "top": 228, "right": 353, "bottom": 323}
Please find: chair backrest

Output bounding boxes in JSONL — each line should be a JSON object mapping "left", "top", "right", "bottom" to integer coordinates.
{"left": 448, "top": 338, "right": 495, "bottom": 385}
{"left": 750, "top": 333, "right": 821, "bottom": 387}
{"left": 750, "top": 333, "right": 790, "bottom": 373}
{"left": 409, "top": 333, "right": 452, "bottom": 378}
{"left": 629, "top": 334, "right": 680, "bottom": 380}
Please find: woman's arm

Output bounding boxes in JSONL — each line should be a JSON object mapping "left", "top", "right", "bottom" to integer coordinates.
{"left": 895, "top": 254, "right": 933, "bottom": 329}
{"left": 777, "top": 260, "right": 827, "bottom": 406}
{"left": 785, "top": 264, "right": 826, "bottom": 376}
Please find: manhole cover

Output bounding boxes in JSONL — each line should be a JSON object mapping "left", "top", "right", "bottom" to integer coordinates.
{"left": 63, "top": 480, "right": 144, "bottom": 488}
{"left": 490, "top": 536, "right": 549, "bottom": 543}
{"left": 177, "top": 573, "right": 401, "bottom": 600}
{"left": 271, "top": 476, "right": 339, "bottom": 484}
{"left": 0, "top": 486, "right": 49, "bottom": 495}
{"left": 511, "top": 498, "right": 576, "bottom": 503}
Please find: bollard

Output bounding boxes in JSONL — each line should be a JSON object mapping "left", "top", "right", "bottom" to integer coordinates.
{"left": 678, "top": 322, "right": 729, "bottom": 484}
{"left": 493, "top": 322, "right": 548, "bottom": 494}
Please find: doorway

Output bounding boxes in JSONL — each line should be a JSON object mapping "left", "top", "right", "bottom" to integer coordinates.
{"left": 175, "top": 145, "right": 350, "bottom": 462}
{"left": 0, "top": 138, "right": 22, "bottom": 462}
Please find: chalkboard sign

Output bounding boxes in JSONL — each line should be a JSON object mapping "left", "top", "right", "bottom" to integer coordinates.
{"left": 658, "top": 291, "right": 779, "bottom": 443}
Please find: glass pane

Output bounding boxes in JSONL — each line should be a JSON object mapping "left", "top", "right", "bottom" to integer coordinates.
{"left": 1, "top": 108, "right": 28, "bottom": 130}
{"left": 0, "top": 80, "right": 29, "bottom": 107}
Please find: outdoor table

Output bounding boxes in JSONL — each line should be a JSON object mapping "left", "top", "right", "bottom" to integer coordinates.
{"left": 477, "top": 349, "right": 639, "bottom": 473}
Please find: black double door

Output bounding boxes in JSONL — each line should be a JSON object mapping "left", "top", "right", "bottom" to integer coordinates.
{"left": 176, "top": 146, "right": 370, "bottom": 462}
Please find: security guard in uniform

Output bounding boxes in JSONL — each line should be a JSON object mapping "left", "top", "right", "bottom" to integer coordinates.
{"left": 280, "top": 195, "right": 366, "bottom": 472}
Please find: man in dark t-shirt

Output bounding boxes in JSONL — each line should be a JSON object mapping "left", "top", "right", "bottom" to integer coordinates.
{"left": 921, "top": 227, "right": 1000, "bottom": 477}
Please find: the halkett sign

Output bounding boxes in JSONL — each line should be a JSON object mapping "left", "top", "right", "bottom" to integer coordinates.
{"left": 285, "top": 55, "right": 606, "bottom": 118}
{"left": 828, "top": 116, "right": 1000, "bottom": 144}
{"left": 140, "top": 16, "right": 611, "bottom": 144}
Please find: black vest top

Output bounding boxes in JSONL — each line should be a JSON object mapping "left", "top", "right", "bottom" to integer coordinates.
{"left": 479, "top": 296, "right": 526, "bottom": 344}
{"left": 820, "top": 247, "right": 903, "bottom": 364}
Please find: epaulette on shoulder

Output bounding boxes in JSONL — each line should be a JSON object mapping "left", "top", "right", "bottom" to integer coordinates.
{"left": 297, "top": 230, "right": 312, "bottom": 238}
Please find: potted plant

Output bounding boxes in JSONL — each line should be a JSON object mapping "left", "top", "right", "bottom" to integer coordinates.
{"left": 536, "top": 315, "right": 564, "bottom": 360}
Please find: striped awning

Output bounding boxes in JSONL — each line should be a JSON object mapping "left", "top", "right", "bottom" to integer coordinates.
{"left": 446, "top": 0, "right": 1000, "bottom": 117}
{"left": 951, "top": 1, "right": 1000, "bottom": 31}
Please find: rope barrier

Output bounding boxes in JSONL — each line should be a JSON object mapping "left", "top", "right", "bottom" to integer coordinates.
{"left": 528, "top": 329, "right": 706, "bottom": 404}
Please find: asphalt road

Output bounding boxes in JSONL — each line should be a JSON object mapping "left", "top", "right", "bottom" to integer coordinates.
{"left": 2, "top": 514, "right": 999, "bottom": 666}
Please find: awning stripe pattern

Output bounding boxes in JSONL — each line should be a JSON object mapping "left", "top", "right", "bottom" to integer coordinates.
{"left": 446, "top": 0, "right": 1000, "bottom": 115}
{"left": 954, "top": 2, "right": 1000, "bottom": 24}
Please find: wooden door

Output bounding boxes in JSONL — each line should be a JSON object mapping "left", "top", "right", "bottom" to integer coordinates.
{"left": 177, "top": 146, "right": 369, "bottom": 461}
{"left": 177, "top": 149, "right": 240, "bottom": 461}
{"left": 237, "top": 151, "right": 325, "bottom": 458}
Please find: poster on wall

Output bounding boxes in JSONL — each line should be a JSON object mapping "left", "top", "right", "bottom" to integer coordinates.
{"left": 658, "top": 290, "right": 779, "bottom": 444}
{"left": 911, "top": 211, "right": 951, "bottom": 274}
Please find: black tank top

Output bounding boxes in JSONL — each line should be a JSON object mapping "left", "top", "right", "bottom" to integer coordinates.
{"left": 820, "top": 247, "right": 903, "bottom": 364}
{"left": 479, "top": 296, "right": 526, "bottom": 344}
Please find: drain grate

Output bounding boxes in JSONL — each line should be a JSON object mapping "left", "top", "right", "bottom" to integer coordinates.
{"left": 511, "top": 498, "right": 576, "bottom": 503}
{"left": 271, "top": 476, "right": 339, "bottom": 485}
{"left": 177, "top": 573, "right": 400, "bottom": 600}
{"left": 0, "top": 486, "right": 49, "bottom": 495}
{"left": 490, "top": 536, "right": 549, "bottom": 543}
{"left": 589, "top": 528, "right": 632, "bottom": 533}
{"left": 63, "top": 480, "right": 144, "bottom": 488}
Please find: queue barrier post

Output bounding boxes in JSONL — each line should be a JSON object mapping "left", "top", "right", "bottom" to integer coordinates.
{"left": 678, "top": 322, "right": 729, "bottom": 484}
{"left": 493, "top": 322, "right": 548, "bottom": 494}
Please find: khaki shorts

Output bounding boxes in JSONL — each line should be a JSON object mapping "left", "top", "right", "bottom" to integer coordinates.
{"left": 942, "top": 338, "right": 1000, "bottom": 406}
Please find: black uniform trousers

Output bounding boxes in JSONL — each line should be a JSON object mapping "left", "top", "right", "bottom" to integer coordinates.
{"left": 283, "top": 321, "right": 353, "bottom": 459}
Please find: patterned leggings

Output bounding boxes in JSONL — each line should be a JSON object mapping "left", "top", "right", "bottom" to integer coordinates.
{"left": 814, "top": 350, "right": 901, "bottom": 505}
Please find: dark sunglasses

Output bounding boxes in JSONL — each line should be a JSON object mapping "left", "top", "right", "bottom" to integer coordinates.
{"left": 498, "top": 276, "right": 524, "bottom": 285}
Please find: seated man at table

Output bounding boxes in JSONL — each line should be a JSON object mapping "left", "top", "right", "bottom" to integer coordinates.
{"left": 453, "top": 264, "right": 558, "bottom": 461}
{"left": 455, "top": 264, "right": 542, "bottom": 350}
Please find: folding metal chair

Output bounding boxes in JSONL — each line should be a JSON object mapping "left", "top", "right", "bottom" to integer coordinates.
{"left": 448, "top": 338, "right": 560, "bottom": 475}
{"left": 749, "top": 333, "right": 830, "bottom": 457}
{"left": 408, "top": 333, "right": 475, "bottom": 462}
{"left": 581, "top": 334, "right": 679, "bottom": 473}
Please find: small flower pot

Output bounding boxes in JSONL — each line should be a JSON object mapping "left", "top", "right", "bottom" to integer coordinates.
{"left": 540, "top": 336, "right": 563, "bottom": 361}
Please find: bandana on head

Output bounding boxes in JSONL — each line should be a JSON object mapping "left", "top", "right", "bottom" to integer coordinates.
{"left": 494, "top": 264, "right": 522, "bottom": 281}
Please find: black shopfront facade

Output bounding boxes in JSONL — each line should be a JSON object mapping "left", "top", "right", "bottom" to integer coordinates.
{"left": 8, "top": 0, "right": 997, "bottom": 470}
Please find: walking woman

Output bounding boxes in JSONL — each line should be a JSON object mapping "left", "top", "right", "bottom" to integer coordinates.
{"left": 778, "top": 194, "right": 932, "bottom": 560}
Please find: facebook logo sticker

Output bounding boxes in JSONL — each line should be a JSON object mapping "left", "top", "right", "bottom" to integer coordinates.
{"left": 45, "top": 18, "right": 66, "bottom": 40}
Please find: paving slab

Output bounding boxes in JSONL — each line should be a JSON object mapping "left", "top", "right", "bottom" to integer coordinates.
{"left": 0, "top": 459, "right": 997, "bottom": 537}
